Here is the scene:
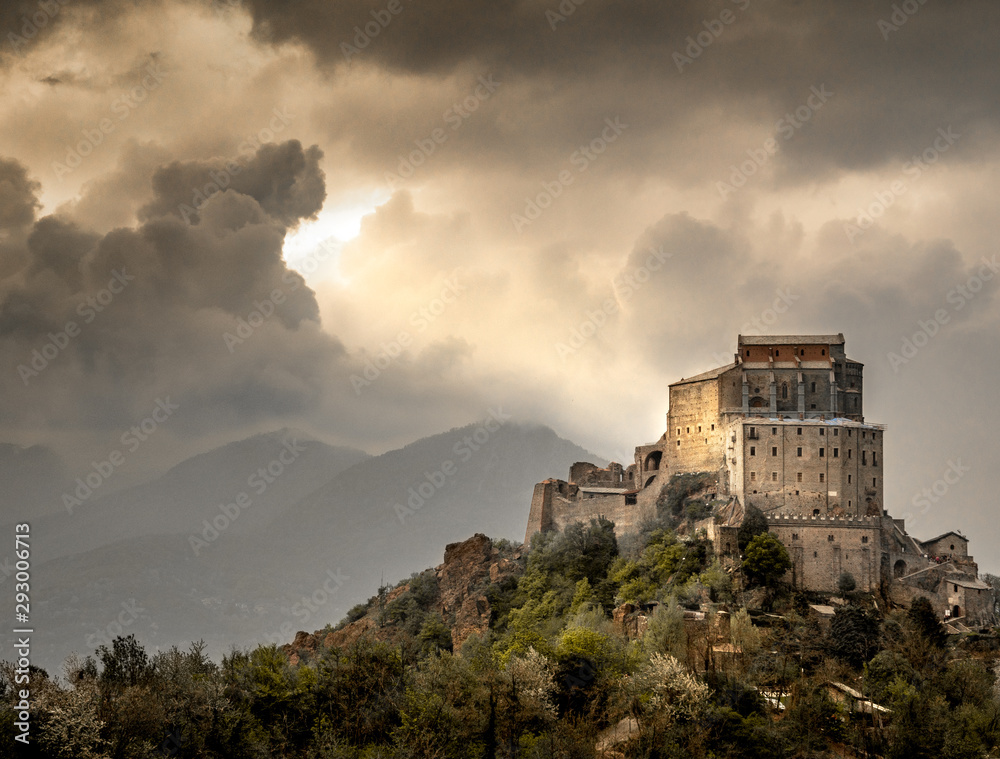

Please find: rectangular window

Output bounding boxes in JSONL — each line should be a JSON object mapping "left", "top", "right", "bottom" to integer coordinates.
{"left": 833, "top": 448, "right": 839, "bottom": 458}
{"left": 797, "top": 472, "right": 803, "bottom": 482}
{"left": 698, "top": 425, "right": 702, "bottom": 432}
{"left": 750, "top": 471, "right": 756, "bottom": 481}
{"left": 819, "top": 473, "right": 825, "bottom": 483}
{"left": 686, "top": 427, "right": 690, "bottom": 433}
{"left": 828, "top": 535, "right": 834, "bottom": 542}
{"left": 797, "top": 427, "right": 802, "bottom": 435}
{"left": 872, "top": 452, "right": 877, "bottom": 466}
{"left": 862, "top": 451, "right": 867, "bottom": 465}
{"left": 711, "top": 424, "right": 715, "bottom": 431}
{"left": 819, "top": 448, "right": 825, "bottom": 457}
{"left": 677, "top": 440, "right": 680, "bottom": 446}
{"left": 834, "top": 429, "right": 839, "bottom": 437}
{"left": 820, "top": 428, "right": 825, "bottom": 436}
{"left": 797, "top": 447, "right": 802, "bottom": 457}
{"left": 811, "top": 382, "right": 816, "bottom": 392}
{"left": 848, "top": 474, "right": 852, "bottom": 484}
{"left": 772, "top": 472, "right": 778, "bottom": 481}
{"left": 792, "top": 533, "right": 799, "bottom": 540}
{"left": 677, "top": 428, "right": 680, "bottom": 435}
{"left": 873, "top": 477, "right": 877, "bottom": 487}
{"left": 862, "top": 536, "right": 868, "bottom": 544}
{"left": 848, "top": 449, "right": 852, "bottom": 459}
{"left": 750, "top": 446, "right": 756, "bottom": 456}
{"left": 849, "top": 500, "right": 852, "bottom": 509}
{"left": 772, "top": 427, "right": 777, "bottom": 434}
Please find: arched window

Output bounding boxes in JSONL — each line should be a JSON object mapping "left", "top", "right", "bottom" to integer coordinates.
{"left": 782, "top": 383, "right": 788, "bottom": 399}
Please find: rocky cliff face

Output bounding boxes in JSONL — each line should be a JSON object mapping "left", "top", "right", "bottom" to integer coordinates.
{"left": 283, "top": 533, "right": 523, "bottom": 663}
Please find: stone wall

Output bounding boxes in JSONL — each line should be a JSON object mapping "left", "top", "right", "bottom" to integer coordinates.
{"left": 524, "top": 479, "right": 654, "bottom": 543}
{"left": 666, "top": 373, "right": 730, "bottom": 475}
{"left": 727, "top": 418, "right": 884, "bottom": 518}
{"left": 766, "top": 514, "right": 883, "bottom": 593}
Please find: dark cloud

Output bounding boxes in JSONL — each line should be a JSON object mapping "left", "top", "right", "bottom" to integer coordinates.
{"left": 246, "top": 0, "right": 1000, "bottom": 187}
{"left": 0, "top": 157, "right": 40, "bottom": 230}
{"left": 0, "top": 142, "right": 336, "bottom": 435}
{"left": 140, "top": 140, "right": 326, "bottom": 228}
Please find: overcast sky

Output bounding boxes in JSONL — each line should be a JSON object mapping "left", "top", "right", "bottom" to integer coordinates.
{"left": 0, "top": 0, "right": 998, "bottom": 567}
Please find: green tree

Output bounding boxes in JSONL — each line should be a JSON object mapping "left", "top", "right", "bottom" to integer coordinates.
{"left": 418, "top": 613, "right": 453, "bottom": 656}
{"left": 827, "top": 605, "right": 880, "bottom": 668}
{"left": 908, "top": 596, "right": 947, "bottom": 648}
{"left": 742, "top": 533, "right": 791, "bottom": 587}
{"left": 838, "top": 571, "right": 857, "bottom": 595}
{"left": 393, "top": 652, "right": 486, "bottom": 757}
{"left": 737, "top": 504, "right": 769, "bottom": 551}
{"left": 864, "top": 650, "right": 916, "bottom": 704}
{"left": 312, "top": 638, "right": 406, "bottom": 746}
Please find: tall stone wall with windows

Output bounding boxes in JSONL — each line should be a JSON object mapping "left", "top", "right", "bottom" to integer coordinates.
{"left": 727, "top": 419, "right": 884, "bottom": 518}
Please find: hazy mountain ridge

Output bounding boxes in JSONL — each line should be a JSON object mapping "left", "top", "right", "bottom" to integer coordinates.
{"left": 0, "top": 442, "right": 70, "bottom": 520}
{"left": 17, "top": 421, "right": 602, "bottom": 671}
{"left": 10, "top": 429, "right": 370, "bottom": 564}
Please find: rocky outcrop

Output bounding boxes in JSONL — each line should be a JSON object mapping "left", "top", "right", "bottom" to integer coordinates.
{"left": 436, "top": 533, "right": 521, "bottom": 649}
{"left": 283, "top": 533, "right": 524, "bottom": 662}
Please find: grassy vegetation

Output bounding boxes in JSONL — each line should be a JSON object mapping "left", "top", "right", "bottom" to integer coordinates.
{"left": 6, "top": 519, "right": 1000, "bottom": 758}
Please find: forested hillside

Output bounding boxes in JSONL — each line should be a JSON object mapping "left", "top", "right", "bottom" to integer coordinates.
{"left": 4, "top": 514, "right": 1000, "bottom": 758}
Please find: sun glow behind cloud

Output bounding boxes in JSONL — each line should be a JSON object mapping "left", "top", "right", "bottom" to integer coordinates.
{"left": 282, "top": 195, "right": 389, "bottom": 283}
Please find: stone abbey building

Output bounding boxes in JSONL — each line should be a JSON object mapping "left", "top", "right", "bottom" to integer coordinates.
{"left": 525, "top": 334, "right": 994, "bottom": 625}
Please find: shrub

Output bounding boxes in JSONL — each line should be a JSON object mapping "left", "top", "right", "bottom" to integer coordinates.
{"left": 742, "top": 533, "right": 791, "bottom": 587}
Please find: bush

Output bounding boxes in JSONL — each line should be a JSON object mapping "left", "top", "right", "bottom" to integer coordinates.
{"left": 827, "top": 606, "right": 880, "bottom": 668}
{"left": 658, "top": 472, "right": 716, "bottom": 519}
{"left": 837, "top": 571, "right": 857, "bottom": 595}
{"left": 742, "top": 533, "right": 791, "bottom": 587}
{"left": 908, "top": 596, "right": 947, "bottom": 648}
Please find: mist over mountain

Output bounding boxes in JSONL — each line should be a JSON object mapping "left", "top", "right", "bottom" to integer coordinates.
{"left": 0, "top": 443, "right": 70, "bottom": 521}
{"left": 9, "top": 429, "right": 369, "bottom": 565}
{"left": 12, "top": 420, "right": 601, "bottom": 672}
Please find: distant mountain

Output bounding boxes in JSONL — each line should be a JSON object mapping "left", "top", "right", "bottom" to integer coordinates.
{"left": 18, "top": 429, "right": 370, "bottom": 564}
{"left": 0, "top": 442, "right": 70, "bottom": 520}
{"left": 21, "top": 421, "right": 602, "bottom": 672}
{"left": 239, "top": 419, "right": 605, "bottom": 627}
